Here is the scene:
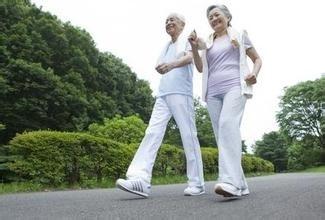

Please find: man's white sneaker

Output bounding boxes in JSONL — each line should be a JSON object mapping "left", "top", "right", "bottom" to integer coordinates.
{"left": 184, "top": 186, "right": 205, "bottom": 196}
{"left": 241, "top": 188, "right": 250, "bottom": 196}
{"left": 214, "top": 182, "right": 241, "bottom": 197}
{"left": 116, "top": 178, "right": 151, "bottom": 198}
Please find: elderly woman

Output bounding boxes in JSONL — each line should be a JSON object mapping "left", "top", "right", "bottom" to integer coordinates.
{"left": 116, "top": 13, "right": 205, "bottom": 198}
{"left": 188, "top": 4, "right": 262, "bottom": 197}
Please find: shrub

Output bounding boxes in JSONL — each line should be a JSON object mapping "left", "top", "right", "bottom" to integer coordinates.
{"left": 201, "top": 147, "right": 218, "bottom": 174}
{"left": 8, "top": 131, "right": 129, "bottom": 185}
{"left": 153, "top": 144, "right": 185, "bottom": 176}
{"left": 88, "top": 115, "right": 146, "bottom": 144}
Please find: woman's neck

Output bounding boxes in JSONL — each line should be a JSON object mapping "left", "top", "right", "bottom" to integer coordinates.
{"left": 213, "top": 28, "right": 227, "bottom": 39}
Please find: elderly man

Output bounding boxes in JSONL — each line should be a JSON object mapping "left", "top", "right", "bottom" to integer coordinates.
{"left": 116, "top": 13, "right": 205, "bottom": 198}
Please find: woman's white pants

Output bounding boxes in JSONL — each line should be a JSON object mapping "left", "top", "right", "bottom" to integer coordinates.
{"left": 207, "top": 88, "right": 248, "bottom": 190}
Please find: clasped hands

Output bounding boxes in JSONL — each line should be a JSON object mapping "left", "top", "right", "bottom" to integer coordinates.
{"left": 156, "top": 63, "right": 174, "bottom": 75}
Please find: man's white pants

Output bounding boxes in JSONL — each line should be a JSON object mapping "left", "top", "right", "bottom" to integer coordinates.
{"left": 126, "top": 94, "right": 204, "bottom": 187}
{"left": 207, "top": 87, "right": 248, "bottom": 190}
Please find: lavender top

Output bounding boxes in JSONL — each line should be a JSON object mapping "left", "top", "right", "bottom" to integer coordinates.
{"left": 206, "top": 34, "right": 253, "bottom": 97}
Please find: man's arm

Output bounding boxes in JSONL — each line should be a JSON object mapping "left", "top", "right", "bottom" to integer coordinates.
{"left": 156, "top": 51, "right": 193, "bottom": 75}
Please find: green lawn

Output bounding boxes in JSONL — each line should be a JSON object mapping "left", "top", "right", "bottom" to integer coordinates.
{"left": 300, "top": 165, "right": 325, "bottom": 173}
{"left": 0, "top": 172, "right": 273, "bottom": 195}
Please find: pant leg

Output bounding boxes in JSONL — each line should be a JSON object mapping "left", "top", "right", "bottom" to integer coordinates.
{"left": 216, "top": 88, "right": 247, "bottom": 189}
{"left": 126, "top": 97, "right": 172, "bottom": 183}
{"left": 206, "top": 96, "right": 223, "bottom": 145}
{"left": 167, "top": 94, "right": 204, "bottom": 187}
{"left": 206, "top": 96, "right": 223, "bottom": 179}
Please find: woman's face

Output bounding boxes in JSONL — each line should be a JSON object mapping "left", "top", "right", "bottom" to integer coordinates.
{"left": 207, "top": 8, "right": 229, "bottom": 32}
{"left": 165, "top": 16, "right": 183, "bottom": 37}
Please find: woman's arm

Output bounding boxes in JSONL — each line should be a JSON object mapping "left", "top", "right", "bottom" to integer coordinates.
{"left": 245, "top": 47, "right": 262, "bottom": 85}
{"left": 191, "top": 46, "right": 203, "bottom": 73}
{"left": 188, "top": 30, "right": 203, "bottom": 73}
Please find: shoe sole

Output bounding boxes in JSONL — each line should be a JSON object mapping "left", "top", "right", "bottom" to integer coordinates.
{"left": 214, "top": 186, "right": 240, "bottom": 198}
{"left": 184, "top": 191, "right": 205, "bottom": 196}
{"left": 116, "top": 182, "right": 149, "bottom": 198}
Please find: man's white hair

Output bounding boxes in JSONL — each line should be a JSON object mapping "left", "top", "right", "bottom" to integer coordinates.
{"left": 167, "top": 12, "right": 186, "bottom": 24}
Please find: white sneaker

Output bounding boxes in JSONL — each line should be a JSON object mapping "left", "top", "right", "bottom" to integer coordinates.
{"left": 116, "top": 178, "right": 151, "bottom": 198}
{"left": 241, "top": 188, "right": 250, "bottom": 196}
{"left": 214, "top": 183, "right": 241, "bottom": 197}
{"left": 184, "top": 186, "right": 205, "bottom": 196}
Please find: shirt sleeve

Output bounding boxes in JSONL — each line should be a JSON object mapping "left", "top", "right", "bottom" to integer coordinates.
{"left": 243, "top": 33, "right": 253, "bottom": 50}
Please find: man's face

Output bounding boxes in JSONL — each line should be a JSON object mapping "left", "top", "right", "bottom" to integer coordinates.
{"left": 165, "top": 16, "right": 184, "bottom": 37}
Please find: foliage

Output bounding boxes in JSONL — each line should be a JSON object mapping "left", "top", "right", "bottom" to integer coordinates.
{"left": 0, "top": 124, "right": 5, "bottom": 132}
{"left": 88, "top": 115, "right": 147, "bottom": 144}
{"left": 242, "top": 140, "right": 248, "bottom": 153}
{"left": 5, "top": 130, "right": 274, "bottom": 186}
{"left": 287, "top": 140, "right": 324, "bottom": 170}
{"left": 194, "top": 99, "right": 216, "bottom": 147}
{"left": 153, "top": 144, "right": 185, "bottom": 176}
{"left": 242, "top": 155, "right": 274, "bottom": 173}
{"left": 126, "top": 145, "right": 270, "bottom": 178}
{"left": 276, "top": 78, "right": 325, "bottom": 148}
{"left": 0, "top": 145, "right": 17, "bottom": 182}
{"left": 201, "top": 147, "right": 218, "bottom": 174}
{"left": 254, "top": 131, "right": 288, "bottom": 172}
{"left": 8, "top": 131, "right": 131, "bottom": 185}
{"left": 163, "top": 98, "right": 216, "bottom": 147}
{"left": 299, "top": 165, "right": 325, "bottom": 173}
{"left": 0, "top": 0, "right": 154, "bottom": 144}
{"left": 275, "top": 78, "right": 325, "bottom": 170}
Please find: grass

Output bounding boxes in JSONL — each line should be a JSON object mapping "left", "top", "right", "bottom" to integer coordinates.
{"left": 0, "top": 182, "right": 43, "bottom": 195}
{"left": 0, "top": 179, "right": 116, "bottom": 195}
{"left": 0, "top": 172, "right": 273, "bottom": 195}
{"left": 299, "top": 165, "right": 325, "bottom": 173}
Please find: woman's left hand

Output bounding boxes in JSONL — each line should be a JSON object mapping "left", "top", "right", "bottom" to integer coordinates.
{"left": 245, "top": 73, "right": 257, "bottom": 85}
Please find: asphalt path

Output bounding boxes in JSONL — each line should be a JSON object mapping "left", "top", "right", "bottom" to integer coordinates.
{"left": 0, "top": 173, "right": 324, "bottom": 220}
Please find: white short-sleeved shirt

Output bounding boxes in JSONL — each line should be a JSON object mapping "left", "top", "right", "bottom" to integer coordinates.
{"left": 157, "top": 41, "right": 193, "bottom": 97}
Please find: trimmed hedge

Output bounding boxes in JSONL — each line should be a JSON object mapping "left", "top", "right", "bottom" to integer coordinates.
{"left": 129, "top": 145, "right": 273, "bottom": 177}
{"left": 242, "top": 155, "right": 274, "bottom": 173}
{"left": 7, "top": 132, "right": 274, "bottom": 186}
{"left": 201, "top": 147, "right": 218, "bottom": 174}
{"left": 8, "top": 131, "right": 131, "bottom": 185}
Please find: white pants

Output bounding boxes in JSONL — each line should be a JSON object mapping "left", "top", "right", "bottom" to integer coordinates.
{"left": 207, "top": 87, "right": 248, "bottom": 190}
{"left": 126, "top": 94, "right": 204, "bottom": 187}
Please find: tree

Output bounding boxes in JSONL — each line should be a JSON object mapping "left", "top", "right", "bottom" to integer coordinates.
{"left": 0, "top": 0, "right": 154, "bottom": 144}
{"left": 194, "top": 99, "right": 216, "bottom": 147}
{"left": 276, "top": 78, "right": 325, "bottom": 149}
{"left": 163, "top": 98, "right": 216, "bottom": 147}
{"left": 242, "top": 140, "right": 248, "bottom": 153}
{"left": 0, "top": 124, "right": 5, "bottom": 132}
{"left": 254, "top": 131, "right": 288, "bottom": 172}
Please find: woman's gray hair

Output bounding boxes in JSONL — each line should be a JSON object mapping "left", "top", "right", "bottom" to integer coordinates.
{"left": 206, "top": 4, "right": 232, "bottom": 26}
{"left": 167, "top": 13, "right": 186, "bottom": 25}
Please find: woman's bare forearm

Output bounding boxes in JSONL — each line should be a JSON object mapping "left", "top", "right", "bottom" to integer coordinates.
{"left": 192, "top": 49, "right": 203, "bottom": 72}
